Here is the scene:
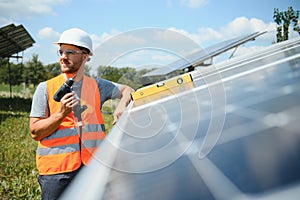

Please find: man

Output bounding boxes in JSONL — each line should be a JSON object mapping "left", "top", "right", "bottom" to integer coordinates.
{"left": 29, "top": 28, "right": 134, "bottom": 199}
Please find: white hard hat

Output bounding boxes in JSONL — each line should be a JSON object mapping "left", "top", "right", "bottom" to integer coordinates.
{"left": 54, "top": 28, "right": 93, "bottom": 56}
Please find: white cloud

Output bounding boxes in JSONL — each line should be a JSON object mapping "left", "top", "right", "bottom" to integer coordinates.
{"left": 0, "top": 0, "right": 70, "bottom": 22}
{"left": 234, "top": 45, "right": 267, "bottom": 57}
{"left": 221, "top": 17, "right": 276, "bottom": 37}
{"left": 90, "top": 17, "right": 278, "bottom": 69}
{"left": 34, "top": 14, "right": 298, "bottom": 71}
{"left": 204, "top": 17, "right": 279, "bottom": 62}
{"left": 33, "top": 16, "right": 289, "bottom": 67}
{"left": 0, "top": 17, "right": 17, "bottom": 27}
{"left": 179, "top": 0, "right": 209, "bottom": 8}
{"left": 37, "top": 27, "right": 60, "bottom": 40}
{"left": 169, "top": 16, "right": 277, "bottom": 48}
{"left": 198, "top": 27, "right": 223, "bottom": 40}
{"left": 152, "top": 54, "right": 176, "bottom": 62}
{"left": 219, "top": 17, "right": 278, "bottom": 48}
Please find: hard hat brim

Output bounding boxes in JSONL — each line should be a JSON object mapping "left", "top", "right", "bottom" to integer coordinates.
{"left": 54, "top": 41, "right": 93, "bottom": 56}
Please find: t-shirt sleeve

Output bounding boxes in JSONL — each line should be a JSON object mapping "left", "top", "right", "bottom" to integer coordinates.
{"left": 30, "top": 82, "right": 48, "bottom": 118}
{"left": 94, "top": 77, "right": 123, "bottom": 107}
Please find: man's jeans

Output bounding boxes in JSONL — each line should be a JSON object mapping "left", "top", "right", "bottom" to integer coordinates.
{"left": 38, "top": 167, "right": 82, "bottom": 200}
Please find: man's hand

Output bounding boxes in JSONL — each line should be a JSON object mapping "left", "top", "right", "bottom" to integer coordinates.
{"left": 112, "top": 85, "right": 134, "bottom": 125}
{"left": 29, "top": 92, "right": 79, "bottom": 141}
{"left": 113, "top": 101, "right": 127, "bottom": 125}
{"left": 59, "top": 92, "right": 79, "bottom": 116}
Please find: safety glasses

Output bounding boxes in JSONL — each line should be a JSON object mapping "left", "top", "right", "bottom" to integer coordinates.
{"left": 57, "top": 49, "right": 86, "bottom": 56}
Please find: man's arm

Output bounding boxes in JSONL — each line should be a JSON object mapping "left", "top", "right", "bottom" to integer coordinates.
{"left": 30, "top": 114, "right": 65, "bottom": 141}
{"left": 30, "top": 92, "right": 78, "bottom": 141}
{"left": 112, "top": 85, "right": 134, "bottom": 125}
{"left": 95, "top": 77, "right": 134, "bottom": 124}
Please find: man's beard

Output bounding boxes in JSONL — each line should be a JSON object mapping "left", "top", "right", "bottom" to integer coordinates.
{"left": 61, "top": 57, "right": 84, "bottom": 74}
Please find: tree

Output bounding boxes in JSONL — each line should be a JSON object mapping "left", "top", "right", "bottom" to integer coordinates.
{"left": 24, "top": 54, "right": 46, "bottom": 86}
{"left": 97, "top": 66, "right": 122, "bottom": 83}
{"left": 96, "top": 65, "right": 157, "bottom": 89}
{"left": 43, "top": 63, "right": 91, "bottom": 79}
{"left": 273, "top": 7, "right": 300, "bottom": 43}
{"left": 10, "top": 63, "right": 25, "bottom": 85}
{"left": 0, "top": 58, "right": 9, "bottom": 83}
{"left": 44, "top": 62, "right": 60, "bottom": 79}
{"left": 84, "top": 65, "right": 91, "bottom": 77}
{"left": 0, "top": 59, "right": 24, "bottom": 85}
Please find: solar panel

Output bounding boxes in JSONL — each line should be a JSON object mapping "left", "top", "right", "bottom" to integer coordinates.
{"left": 143, "top": 31, "right": 266, "bottom": 77}
{"left": 0, "top": 24, "right": 35, "bottom": 58}
{"left": 60, "top": 37, "right": 300, "bottom": 200}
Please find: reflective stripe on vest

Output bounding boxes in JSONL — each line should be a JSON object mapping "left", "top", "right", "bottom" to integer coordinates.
{"left": 37, "top": 143, "right": 80, "bottom": 156}
{"left": 36, "top": 74, "right": 106, "bottom": 175}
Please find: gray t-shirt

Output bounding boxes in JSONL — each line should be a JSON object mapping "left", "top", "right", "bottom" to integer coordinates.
{"left": 30, "top": 77, "right": 123, "bottom": 118}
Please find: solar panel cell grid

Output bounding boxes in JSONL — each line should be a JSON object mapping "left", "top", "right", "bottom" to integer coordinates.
{"left": 60, "top": 37, "right": 300, "bottom": 200}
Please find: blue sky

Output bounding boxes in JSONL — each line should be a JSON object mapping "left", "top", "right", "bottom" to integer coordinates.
{"left": 0, "top": 0, "right": 299, "bottom": 73}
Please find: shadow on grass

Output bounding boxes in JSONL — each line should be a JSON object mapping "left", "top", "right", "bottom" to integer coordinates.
{"left": 0, "top": 97, "right": 32, "bottom": 123}
{"left": 0, "top": 97, "right": 31, "bottom": 112}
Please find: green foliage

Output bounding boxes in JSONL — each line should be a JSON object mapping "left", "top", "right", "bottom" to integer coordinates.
{"left": 102, "top": 105, "right": 114, "bottom": 133}
{"left": 44, "top": 62, "right": 61, "bottom": 79}
{"left": 23, "top": 54, "right": 46, "bottom": 87}
{"left": 273, "top": 6, "right": 300, "bottom": 43}
{"left": 0, "top": 60, "right": 25, "bottom": 86}
{"left": 97, "top": 65, "right": 123, "bottom": 83}
{"left": 96, "top": 65, "right": 160, "bottom": 90}
{"left": 0, "top": 53, "right": 163, "bottom": 91}
{"left": 84, "top": 65, "right": 91, "bottom": 77}
{"left": 0, "top": 55, "right": 93, "bottom": 87}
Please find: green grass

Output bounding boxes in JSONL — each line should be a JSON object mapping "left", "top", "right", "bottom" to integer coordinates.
{"left": 0, "top": 83, "right": 24, "bottom": 93}
{"left": 0, "top": 97, "right": 39, "bottom": 199}
{"left": 0, "top": 97, "right": 114, "bottom": 199}
{"left": 0, "top": 84, "right": 35, "bottom": 99}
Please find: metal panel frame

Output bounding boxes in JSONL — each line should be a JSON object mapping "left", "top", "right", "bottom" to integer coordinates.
{"left": 143, "top": 31, "right": 266, "bottom": 77}
{"left": 60, "top": 37, "right": 300, "bottom": 200}
{"left": 0, "top": 24, "right": 35, "bottom": 58}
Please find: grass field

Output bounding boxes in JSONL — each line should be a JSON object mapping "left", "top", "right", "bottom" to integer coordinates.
{"left": 0, "top": 96, "right": 114, "bottom": 199}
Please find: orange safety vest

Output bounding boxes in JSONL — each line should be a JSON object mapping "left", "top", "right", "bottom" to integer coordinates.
{"left": 36, "top": 74, "right": 106, "bottom": 175}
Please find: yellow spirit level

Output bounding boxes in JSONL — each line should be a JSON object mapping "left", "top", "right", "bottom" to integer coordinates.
{"left": 131, "top": 73, "right": 193, "bottom": 101}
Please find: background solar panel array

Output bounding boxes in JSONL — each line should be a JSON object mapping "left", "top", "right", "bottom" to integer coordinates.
{"left": 0, "top": 23, "right": 35, "bottom": 58}
{"left": 61, "top": 37, "right": 300, "bottom": 200}
{"left": 143, "top": 31, "right": 266, "bottom": 77}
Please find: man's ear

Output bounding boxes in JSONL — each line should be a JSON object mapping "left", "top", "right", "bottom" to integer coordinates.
{"left": 84, "top": 54, "right": 91, "bottom": 62}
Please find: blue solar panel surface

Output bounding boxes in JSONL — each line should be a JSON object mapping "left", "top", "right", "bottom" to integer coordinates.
{"left": 60, "top": 37, "right": 300, "bottom": 200}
